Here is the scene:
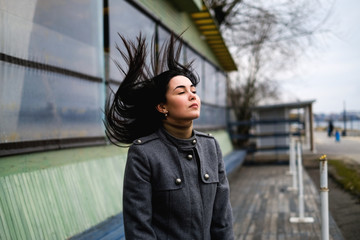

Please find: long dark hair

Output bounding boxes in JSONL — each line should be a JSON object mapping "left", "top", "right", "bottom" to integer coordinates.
{"left": 104, "top": 33, "right": 200, "bottom": 146}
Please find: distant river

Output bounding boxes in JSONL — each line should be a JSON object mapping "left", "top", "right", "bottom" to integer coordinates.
{"left": 315, "top": 120, "right": 360, "bottom": 130}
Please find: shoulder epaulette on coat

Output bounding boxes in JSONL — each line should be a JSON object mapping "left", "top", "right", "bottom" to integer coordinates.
{"left": 195, "top": 131, "right": 214, "bottom": 139}
{"left": 133, "top": 133, "right": 159, "bottom": 145}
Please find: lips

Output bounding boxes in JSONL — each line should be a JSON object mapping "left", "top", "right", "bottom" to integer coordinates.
{"left": 190, "top": 103, "right": 199, "bottom": 108}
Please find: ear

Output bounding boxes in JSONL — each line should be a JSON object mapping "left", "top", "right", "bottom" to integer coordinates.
{"left": 156, "top": 103, "right": 167, "bottom": 114}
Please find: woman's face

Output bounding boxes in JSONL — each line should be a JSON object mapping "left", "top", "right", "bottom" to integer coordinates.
{"left": 160, "top": 75, "right": 201, "bottom": 123}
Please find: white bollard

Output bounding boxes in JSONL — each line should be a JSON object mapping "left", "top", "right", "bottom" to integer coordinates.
{"left": 290, "top": 140, "right": 314, "bottom": 223}
{"left": 319, "top": 155, "right": 329, "bottom": 240}
{"left": 287, "top": 137, "right": 295, "bottom": 173}
{"left": 287, "top": 137, "right": 298, "bottom": 191}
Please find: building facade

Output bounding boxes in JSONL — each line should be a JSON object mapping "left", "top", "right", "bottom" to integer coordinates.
{"left": 0, "top": 0, "right": 236, "bottom": 239}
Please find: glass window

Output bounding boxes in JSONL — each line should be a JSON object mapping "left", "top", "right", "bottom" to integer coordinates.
{"left": 185, "top": 46, "right": 203, "bottom": 98}
{"left": 158, "top": 26, "right": 185, "bottom": 66}
{"left": 217, "top": 71, "right": 227, "bottom": 107}
{"left": 108, "top": 0, "right": 155, "bottom": 82}
{"left": 158, "top": 27, "right": 171, "bottom": 53}
{"left": 0, "top": 0, "right": 104, "bottom": 146}
{"left": 193, "top": 60, "right": 228, "bottom": 129}
{"left": 194, "top": 104, "right": 226, "bottom": 129}
{"left": 0, "top": 62, "right": 104, "bottom": 143}
{"left": 0, "top": 0, "right": 103, "bottom": 78}
{"left": 203, "top": 61, "right": 218, "bottom": 104}
{"left": 0, "top": 0, "right": 231, "bottom": 146}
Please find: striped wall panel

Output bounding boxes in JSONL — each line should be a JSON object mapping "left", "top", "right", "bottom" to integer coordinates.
{"left": 210, "top": 130, "right": 234, "bottom": 157}
{"left": 0, "top": 148, "right": 127, "bottom": 240}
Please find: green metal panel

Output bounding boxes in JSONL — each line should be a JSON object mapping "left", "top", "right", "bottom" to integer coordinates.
{"left": 209, "top": 129, "right": 234, "bottom": 157}
{"left": 0, "top": 145, "right": 127, "bottom": 239}
{"left": 135, "top": 0, "right": 222, "bottom": 68}
{"left": 0, "top": 145, "right": 127, "bottom": 177}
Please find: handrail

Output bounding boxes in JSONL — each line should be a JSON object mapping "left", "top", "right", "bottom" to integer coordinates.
{"left": 228, "top": 118, "right": 303, "bottom": 126}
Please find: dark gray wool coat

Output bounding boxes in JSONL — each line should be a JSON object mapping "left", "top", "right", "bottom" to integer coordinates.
{"left": 123, "top": 127, "right": 234, "bottom": 240}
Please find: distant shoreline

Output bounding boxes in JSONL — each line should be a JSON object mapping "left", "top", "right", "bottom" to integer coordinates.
{"left": 315, "top": 120, "right": 360, "bottom": 131}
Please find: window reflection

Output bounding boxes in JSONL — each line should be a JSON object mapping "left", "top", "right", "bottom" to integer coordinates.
{"left": 158, "top": 26, "right": 186, "bottom": 66}
{"left": 194, "top": 104, "right": 226, "bottom": 128}
{"left": 203, "top": 61, "right": 217, "bottom": 104}
{"left": 158, "top": 27, "right": 171, "bottom": 52}
{"left": 1, "top": 0, "right": 103, "bottom": 77}
{"left": 186, "top": 46, "right": 203, "bottom": 98}
{"left": 109, "top": 0, "right": 155, "bottom": 82}
{"left": 0, "top": 0, "right": 230, "bottom": 146}
{"left": 0, "top": 62, "right": 103, "bottom": 143}
{"left": 218, "top": 72, "right": 227, "bottom": 107}
{"left": 0, "top": 0, "right": 104, "bottom": 145}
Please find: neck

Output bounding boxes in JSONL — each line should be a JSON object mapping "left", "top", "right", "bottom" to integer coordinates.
{"left": 162, "top": 121, "right": 193, "bottom": 139}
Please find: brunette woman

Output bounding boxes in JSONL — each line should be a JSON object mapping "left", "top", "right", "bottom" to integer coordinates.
{"left": 104, "top": 33, "right": 234, "bottom": 240}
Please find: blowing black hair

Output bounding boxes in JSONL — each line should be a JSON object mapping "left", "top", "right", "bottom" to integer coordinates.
{"left": 104, "top": 33, "right": 200, "bottom": 146}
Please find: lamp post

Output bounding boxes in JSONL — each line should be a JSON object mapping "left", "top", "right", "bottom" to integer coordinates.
{"left": 343, "top": 101, "right": 347, "bottom": 136}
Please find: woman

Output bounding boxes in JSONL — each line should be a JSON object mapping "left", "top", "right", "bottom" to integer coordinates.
{"left": 105, "top": 33, "right": 234, "bottom": 240}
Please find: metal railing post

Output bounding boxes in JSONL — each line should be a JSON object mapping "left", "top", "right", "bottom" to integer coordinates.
{"left": 290, "top": 140, "right": 314, "bottom": 223}
{"left": 319, "top": 155, "right": 329, "bottom": 240}
{"left": 287, "top": 137, "right": 298, "bottom": 191}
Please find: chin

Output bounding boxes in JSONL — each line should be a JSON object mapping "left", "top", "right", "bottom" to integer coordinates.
{"left": 191, "top": 113, "right": 200, "bottom": 120}
{"left": 191, "top": 109, "right": 200, "bottom": 118}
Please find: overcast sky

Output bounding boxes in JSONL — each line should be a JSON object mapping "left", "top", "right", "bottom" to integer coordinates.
{"left": 278, "top": 0, "right": 360, "bottom": 114}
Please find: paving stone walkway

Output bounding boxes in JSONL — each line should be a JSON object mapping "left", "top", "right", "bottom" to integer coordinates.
{"left": 228, "top": 164, "right": 344, "bottom": 240}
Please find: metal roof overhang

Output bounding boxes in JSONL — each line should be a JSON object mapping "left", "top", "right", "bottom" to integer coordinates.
{"left": 191, "top": 6, "right": 237, "bottom": 71}
{"left": 252, "top": 100, "right": 316, "bottom": 110}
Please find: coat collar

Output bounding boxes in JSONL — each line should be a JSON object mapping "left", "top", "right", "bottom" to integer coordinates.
{"left": 157, "top": 127, "right": 197, "bottom": 150}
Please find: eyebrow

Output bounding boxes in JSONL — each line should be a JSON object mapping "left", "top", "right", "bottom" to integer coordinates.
{"left": 173, "top": 85, "right": 195, "bottom": 91}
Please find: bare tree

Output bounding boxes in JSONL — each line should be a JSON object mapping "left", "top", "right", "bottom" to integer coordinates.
{"left": 205, "top": 0, "right": 334, "bottom": 146}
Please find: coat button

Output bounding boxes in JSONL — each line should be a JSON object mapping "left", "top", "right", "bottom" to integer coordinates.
{"left": 192, "top": 139, "right": 197, "bottom": 145}
{"left": 136, "top": 139, "right": 142, "bottom": 144}
{"left": 175, "top": 178, "right": 182, "bottom": 185}
{"left": 187, "top": 154, "right": 193, "bottom": 160}
{"left": 204, "top": 174, "right": 209, "bottom": 180}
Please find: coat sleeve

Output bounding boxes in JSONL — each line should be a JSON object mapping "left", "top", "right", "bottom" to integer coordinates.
{"left": 211, "top": 139, "right": 235, "bottom": 240}
{"left": 123, "top": 144, "right": 156, "bottom": 239}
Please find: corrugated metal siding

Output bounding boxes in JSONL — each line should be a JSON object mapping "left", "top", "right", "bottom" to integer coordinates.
{"left": 134, "top": 0, "right": 222, "bottom": 68}
{"left": 0, "top": 130, "right": 233, "bottom": 239}
{"left": 0, "top": 146, "right": 127, "bottom": 240}
{"left": 210, "top": 130, "right": 234, "bottom": 157}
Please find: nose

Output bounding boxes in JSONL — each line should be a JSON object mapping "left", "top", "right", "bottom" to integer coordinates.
{"left": 189, "top": 91, "right": 197, "bottom": 100}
